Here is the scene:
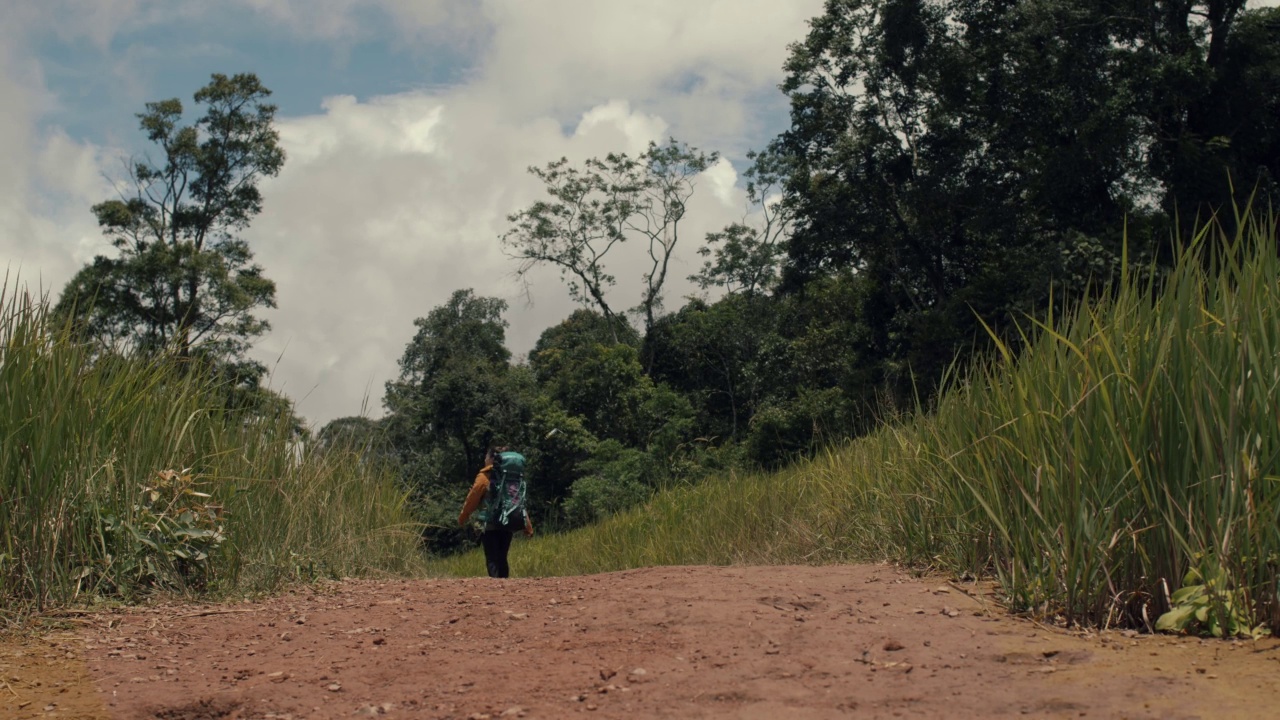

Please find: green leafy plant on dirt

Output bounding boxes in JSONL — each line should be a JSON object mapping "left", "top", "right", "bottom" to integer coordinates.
{"left": 90, "top": 469, "right": 226, "bottom": 596}
{"left": 1156, "top": 558, "right": 1270, "bottom": 639}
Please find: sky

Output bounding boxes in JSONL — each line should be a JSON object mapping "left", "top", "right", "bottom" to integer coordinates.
{"left": 0, "top": 0, "right": 824, "bottom": 427}
{"left": 7, "top": 1, "right": 1276, "bottom": 428}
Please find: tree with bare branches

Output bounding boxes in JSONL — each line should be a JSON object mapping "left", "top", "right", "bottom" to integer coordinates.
{"left": 502, "top": 139, "right": 717, "bottom": 339}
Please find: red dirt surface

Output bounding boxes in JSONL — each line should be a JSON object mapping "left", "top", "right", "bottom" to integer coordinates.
{"left": 3, "top": 565, "right": 1279, "bottom": 719}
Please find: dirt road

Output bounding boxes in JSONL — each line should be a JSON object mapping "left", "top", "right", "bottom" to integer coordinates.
{"left": 2, "top": 565, "right": 1278, "bottom": 719}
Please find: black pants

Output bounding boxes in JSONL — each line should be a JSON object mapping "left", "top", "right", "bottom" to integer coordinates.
{"left": 481, "top": 527, "right": 514, "bottom": 578}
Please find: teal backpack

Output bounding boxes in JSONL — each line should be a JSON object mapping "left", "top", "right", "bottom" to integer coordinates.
{"left": 482, "top": 451, "right": 528, "bottom": 532}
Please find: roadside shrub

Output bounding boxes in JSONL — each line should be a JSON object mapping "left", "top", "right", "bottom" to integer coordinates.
{"left": 0, "top": 285, "right": 422, "bottom": 617}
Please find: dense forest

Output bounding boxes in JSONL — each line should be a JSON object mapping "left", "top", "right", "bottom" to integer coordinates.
{"left": 56, "top": 0, "right": 1280, "bottom": 553}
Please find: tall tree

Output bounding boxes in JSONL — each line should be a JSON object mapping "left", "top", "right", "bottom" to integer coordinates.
{"left": 381, "top": 289, "right": 540, "bottom": 550}
{"left": 1142, "top": 3, "right": 1280, "bottom": 214}
{"left": 771, "top": 0, "right": 1278, "bottom": 394}
{"left": 528, "top": 310, "right": 677, "bottom": 447}
{"left": 502, "top": 139, "right": 717, "bottom": 339}
{"left": 56, "top": 73, "right": 285, "bottom": 365}
{"left": 383, "top": 289, "right": 522, "bottom": 479}
{"left": 316, "top": 416, "right": 389, "bottom": 458}
{"left": 630, "top": 140, "right": 719, "bottom": 331}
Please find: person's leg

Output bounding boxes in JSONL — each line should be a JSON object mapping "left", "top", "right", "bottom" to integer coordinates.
{"left": 495, "top": 529, "right": 513, "bottom": 578}
{"left": 481, "top": 530, "right": 503, "bottom": 578}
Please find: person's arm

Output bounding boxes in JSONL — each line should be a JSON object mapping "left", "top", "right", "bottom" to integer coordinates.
{"left": 457, "top": 469, "right": 491, "bottom": 525}
{"left": 523, "top": 512, "right": 533, "bottom": 538}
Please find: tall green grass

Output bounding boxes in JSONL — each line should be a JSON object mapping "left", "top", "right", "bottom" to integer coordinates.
{"left": 0, "top": 284, "right": 423, "bottom": 621}
{"left": 877, "top": 208, "right": 1280, "bottom": 630}
{"left": 437, "top": 210, "right": 1280, "bottom": 631}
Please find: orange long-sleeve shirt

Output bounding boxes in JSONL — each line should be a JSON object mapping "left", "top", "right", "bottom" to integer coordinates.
{"left": 458, "top": 466, "right": 533, "bottom": 536}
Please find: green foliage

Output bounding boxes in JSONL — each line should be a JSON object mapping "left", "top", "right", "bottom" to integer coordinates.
{"left": 562, "top": 442, "right": 656, "bottom": 527}
{"left": 382, "top": 289, "right": 706, "bottom": 546}
{"left": 520, "top": 400, "right": 598, "bottom": 524}
{"left": 0, "top": 286, "right": 421, "bottom": 617}
{"left": 692, "top": 146, "right": 791, "bottom": 297}
{"left": 770, "top": 0, "right": 1279, "bottom": 406}
{"left": 502, "top": 138, "right": 718, "bottom": 335}
{"left": 766, "top": 273, "right": 886, "bottom": 405}
{"left": 522, "top": 312, "right": 698, "bottom": 528}
{"left": 93, "top": 469, "right": 226, "bottom": 595}
{"left": 439, "top": 211, "right": 1280, "bottom": 637}
{"left": 745, "top": 388, "right": 847, "bottom": 469}
{"left": 535, "top": 331, "right": 636, "bottom": 440}
{"left": 55, "top": 73, "right": 284, "bottom": 364}
{"left": 384, "top": 289, "right": 527, "bottom": 478}
{"left": 645, "top": 295, "right": 774, "bottom": 440}
{"left": 533, "top": 325, "right": 688, "bottom": 448}
{"left": 1139, "top": 4, "right": 1279, "bottom": 215}
{"left": 530, "top": 309, "right": 639, "bottom": 382}
{"left": 317, "top": 416, "right": 389, "bottom": 459}
{"left": 1156, "top": 558, "right": 1268, "bottom": 639}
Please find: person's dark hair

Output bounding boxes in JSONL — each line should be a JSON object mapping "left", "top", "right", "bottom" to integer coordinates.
{"left": 484, "top": 445, "right": 508, "bottom": 467}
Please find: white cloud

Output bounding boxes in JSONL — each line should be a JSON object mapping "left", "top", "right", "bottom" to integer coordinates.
{"left": 280, "top": 94, "right": 444, "bottom": 163}
{"left": 227, "top": 0, "right": 826, "bottom": 425}
{"left": 703, "top": 157, "right": 740, "bottom": 207}
{"left": 479, "top": 0, "right": 809, "bottom": 107}
{"left": 0, "top": 34, "right": 114, "bottom": 297}
{"left": 247, "top": 86, "right": 755, "bottom": 423}
{"left": 572, "top": 100, "right": 668, "bottom": 152}
{"left": 0, "top": 0, "right": 821, "bottom": 427}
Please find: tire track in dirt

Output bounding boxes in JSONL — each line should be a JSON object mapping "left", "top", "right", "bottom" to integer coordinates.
{"left": 4, "top": 565, "right": 1279, "bottom": 719}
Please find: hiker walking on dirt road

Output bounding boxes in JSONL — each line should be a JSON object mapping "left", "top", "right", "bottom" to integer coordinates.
{"left": 458, "top": 446, "right": 533, "bottom": 578}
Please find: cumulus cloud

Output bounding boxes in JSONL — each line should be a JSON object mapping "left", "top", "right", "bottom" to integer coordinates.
{"left": 247, "top": 87, "right": 751, "bottom": 422}
{"left": 0, "top": 30, "right": 115, "bottom": 297}
{"left": 225, "top": 0, "right": 822, "bottom": 424}
{"left": 473, "top": 0, "right": 816, "bottom": 154}
{"left": 480, "top": 0, "right": 808, "bottom": 106}
{"left": 279, "top": 94, "right": 445, "bottom": 162}
{"left": 0, "top": 0, "right": 823, "bottom": 426}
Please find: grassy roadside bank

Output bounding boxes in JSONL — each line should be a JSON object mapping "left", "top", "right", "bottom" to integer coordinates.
{"left": 0, "top": 286, "right": 423, "bottom": 624}
{"left": 437, "top": 211, "right": 1280, "bottom": 634}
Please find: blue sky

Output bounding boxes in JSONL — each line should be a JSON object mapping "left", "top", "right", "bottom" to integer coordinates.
{"left": 1, "top": 0, "right": 821, "bottom": 426}
{"left": 34, "top": 5, "right": 475, "bottom": 148}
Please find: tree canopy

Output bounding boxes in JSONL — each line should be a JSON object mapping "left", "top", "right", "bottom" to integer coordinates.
{"left": 52, "top": 73, "right": 294, "bottom": 425}
{"left": 771, "top": 0, "right": 1280, "bottom": 392}
{"left": 502, "top": 139, "right": 718, "bottom": 339}
{"left": 56, "top": 73, "right": 285, "bottom": 364}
